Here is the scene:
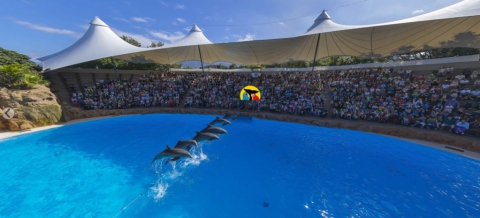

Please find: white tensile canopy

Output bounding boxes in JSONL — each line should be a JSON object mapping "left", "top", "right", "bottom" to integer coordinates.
{"left": 37, "top": 0, "right": 480, "bottom": 70}
{"left": 114, "top": 0, "right": 480, "bottom": 66}
{"left": 37, "top": 16, "right": 148, "bottom": 70}
{"left": 164, "top": 24, "right": 213, "bottom": 48}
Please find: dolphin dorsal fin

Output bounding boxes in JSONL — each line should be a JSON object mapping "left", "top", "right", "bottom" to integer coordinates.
{"left": 166, "top": 145, "right": 171, "bottom": 150}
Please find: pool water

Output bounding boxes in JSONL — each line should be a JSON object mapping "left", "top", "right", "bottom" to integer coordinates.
{"left": 0, "top": 114, "right": 479, "bottom": 217}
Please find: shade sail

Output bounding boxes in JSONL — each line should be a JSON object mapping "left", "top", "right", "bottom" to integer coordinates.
{"left": 37, "top": 0, "right": 480, "bottom": 70}
{"left": 162, "top": 24, "right": 212, "bottom": 48}
{"left": 114, "top": 0, "right": 480, "bottom": 65}
{"left": 36, "top": 16, "right": 148, "bottom": 70}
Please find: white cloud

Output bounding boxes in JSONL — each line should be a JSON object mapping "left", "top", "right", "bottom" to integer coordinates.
{"left": 132, "top": 17, "right": 148, "bottom": 23}
{"left": 176, "top": 18, "right": 186, "bottom": 23}
{"left": 149, "top": 31, "right": 186, "bottom": 43}
{"left": 160, "top": 1, "right": 168, "bottom": 7}
{"left": 14, "top": 20, "right": 80, "bottom": 38}
{"left": 183, "top": 27, "right": 191, "bottom": 32}
{"left": 223, "top": 36, "right": 229, "bottom": 40}
{"left": 172, "top": 21, "right": 177, "bottom": 26}
{"left": 111, "top": 28, "right": 156, "bottom": 47}
{"left": 225, "top": 27, "right": 231, "bottom": 31}
{"left": 237, "top": 33, "right": 255, "bottom": 42}
{"left": 114, "top": 17, "right": 131, "bottom": 23}
{"left": 412, "top": 9, "right": 425, "bottom": 14}
{"left": 279, "top": 22, "right": 285, "bottom": 26}
{"left": 227, "top": 19, "right": 233, "bottom": 23}
{"left": 175, "top": 4, "right": 185, "bottom": 9}
{"left": 80, "top": 25, "right": 89, "bottom": 30}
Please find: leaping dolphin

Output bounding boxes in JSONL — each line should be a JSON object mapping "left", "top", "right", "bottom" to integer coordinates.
{"left": 193, "top": 131, "right": 220, "bottom": 143}
{"left": 174, "top": 140, "right": 198, "bottom": 151}
{"left": 151, "top": 145, "right": 193, "bottom": 165}
{"left": 201, "top": 124, "right": 228, "bottom": 135}
{"left": 223, "top": 114, "right": 239, "bottom": 120}
{"left": 209, "top": 117, "right": 232, "bottom": 126}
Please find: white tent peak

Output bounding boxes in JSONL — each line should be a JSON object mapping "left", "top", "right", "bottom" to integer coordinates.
{"left": 190, "top": 24, "right": 202, "bottom": 32}
{"left": 305, "top": 9, "right": 357, "bottom": 34}
{"left": 314, "top": 10, "right": 331, "bottom": 22}
{"left": 36, "top": 16, "right": 147, "bottom": 70}
{"left": 90, "top": 16, "right": 108, "bottom": 27}
{"left": 162, "top": 24, "right": 212, "bottom": 48}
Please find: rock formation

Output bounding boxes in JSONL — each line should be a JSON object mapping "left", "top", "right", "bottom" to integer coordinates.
{"left": 0, "top": 85, "right": 62, "bottom": 131}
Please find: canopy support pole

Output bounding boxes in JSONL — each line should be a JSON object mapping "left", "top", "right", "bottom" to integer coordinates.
{"left": 311, "top": 34, "right": 321, "bottom": 73}
{"left": 110, "top": 57, "right": 119, "bottom": 79}
{"left": 198, "top": 45, "right": 206, "bottom": 78}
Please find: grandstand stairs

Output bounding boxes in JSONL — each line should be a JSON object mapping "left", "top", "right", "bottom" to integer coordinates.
{"left": 179, "top": 77, "right": 199, "bottom": 107}
{"left": 323, "top": 73, "right": 333, "bottom": 118}
{"left": 47, "top": 72, "right": 72, "bottom": 104}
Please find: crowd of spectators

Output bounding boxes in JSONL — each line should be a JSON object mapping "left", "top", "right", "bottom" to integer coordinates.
{"left": 252, "top": 72, "right": 327, "bottom": 117}
{"left": 70, "top": 72, "right": 194, "bottom": 109}
{"left": 66, "top": 67, "right": 480, "bottom": 137}
{"left": 183, "top": 72, "right": 250, "bottom": 109}
{"left": 328, "top": 67, "right": 480, "bottom": 136}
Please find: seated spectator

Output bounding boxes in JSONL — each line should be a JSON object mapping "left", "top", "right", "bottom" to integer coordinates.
{"left": 442, "top": 116, "right": 456, "bottom": 131}
{"left": 426, "top": 116, "right": 439, "bottom": 130}
{"left": 459, "top": 78, "right": 470, "bottom": 85}
{"left": 450, "top": 79, "right": 459, "bottom": 88}
{"left": 454, "top": 119, "right": 470, "bottom": 135}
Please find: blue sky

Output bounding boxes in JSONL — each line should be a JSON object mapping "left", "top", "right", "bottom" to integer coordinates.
{"left": 0, "top": 0, "right": 461, "bottom": 59}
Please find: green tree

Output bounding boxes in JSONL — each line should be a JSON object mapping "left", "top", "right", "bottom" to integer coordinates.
{"left": 148, "top": 41, "right": 165, "bottom": 48}
{"left": 120, "top": 35, "right": 141, "bottom": 47}
{"left": 0, "top": 47, "right": 40, "bottom": 71}
{"left": 0, "top": 63, "right": 50, "bottom": 89}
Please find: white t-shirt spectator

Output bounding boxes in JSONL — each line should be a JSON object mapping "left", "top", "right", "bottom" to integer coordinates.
{"left": 442, "top": 84, "right": 450, "bottom": 89}
{"left": 459, "top": 79, "right": 469, "bottom": 85}
{"left": 471, "top": 90, "right": 480, "bottom": 96}
{"left": 460, "top": 89, "right": 471, "bottom": 95}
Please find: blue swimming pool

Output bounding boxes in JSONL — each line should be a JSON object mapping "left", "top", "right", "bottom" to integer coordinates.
{"left": 0, "top": 114, "right": 479, "bottom": 217}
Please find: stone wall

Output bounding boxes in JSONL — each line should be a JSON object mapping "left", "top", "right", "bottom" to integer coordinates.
{"left": 63, "top": 106, "right": 480, "bottom": 153}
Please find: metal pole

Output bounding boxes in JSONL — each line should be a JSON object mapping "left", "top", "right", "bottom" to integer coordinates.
{"left": 198, "top": 45, "right": 206, "bottom": 78}
{"left": 110, "top": 57, "right": 119, "bottom": 79}
{"left": 311, "top": 34, "right": 321, "bottom": 72}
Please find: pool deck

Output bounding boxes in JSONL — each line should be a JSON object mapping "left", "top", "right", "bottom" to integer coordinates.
{"left": 0, "top": 116, "right": 116, "bottom": 140}
{"left": 1, "top": 115, "right": 479, "bottom": 161}
{"left": 380, "top": 135, "right": 480, "bottom": 161}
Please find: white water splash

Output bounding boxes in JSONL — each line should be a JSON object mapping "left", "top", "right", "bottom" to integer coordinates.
{"left": 149, "top": 143, "right": 210, "bottom": 201}
{"left": 150, "top": 181, "right": 169, "bottom": 202}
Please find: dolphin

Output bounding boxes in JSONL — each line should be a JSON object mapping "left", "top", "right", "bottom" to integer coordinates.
{"left": 223, "top": 114, "right": 238, "bottom": 120}
{"left": 193, "top": 131, "right": 220, "bottom": 143}
{"left": 201, "top": 124, "right": 228, "bottom": 135}
{"left": 209, "top": 117, "right": 232, "bottom": 126}
{"left": 151, "top": 145, "right": 193, "bottom": 165}
{"left": 174, "top": 140, "right": 198, "bottom": 151}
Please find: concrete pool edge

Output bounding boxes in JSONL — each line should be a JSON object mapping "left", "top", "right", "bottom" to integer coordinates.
{"left": 1, "top": 109, "right": 479, "bottom": 161}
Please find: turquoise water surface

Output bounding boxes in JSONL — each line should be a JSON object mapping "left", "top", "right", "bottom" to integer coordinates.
{"left": 0, "top": 114, "right": 479, "bottom": 217}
